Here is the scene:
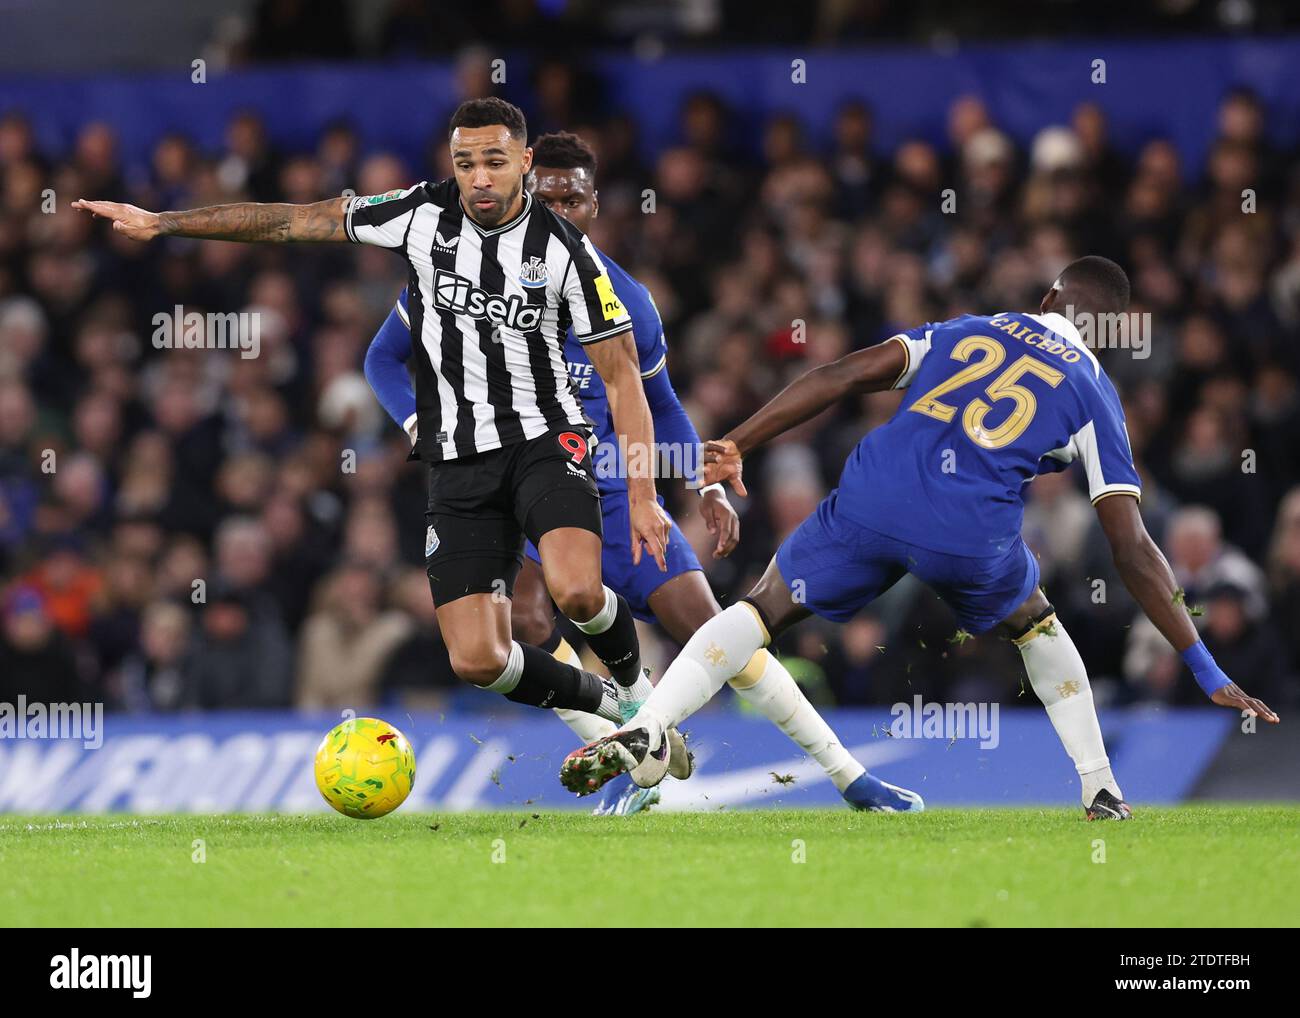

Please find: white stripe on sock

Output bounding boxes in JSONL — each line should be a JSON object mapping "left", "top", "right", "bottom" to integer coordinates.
{"left": 486, "top": 641, "right": 525, "bottom": 695}
{"left": 570, "top": 586, "right": 618, "bottom": 635}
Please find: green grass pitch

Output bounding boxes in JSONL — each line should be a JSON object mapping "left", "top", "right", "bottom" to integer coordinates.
{"left": 1, "top": 806, "right": 1296, "bottom": 927}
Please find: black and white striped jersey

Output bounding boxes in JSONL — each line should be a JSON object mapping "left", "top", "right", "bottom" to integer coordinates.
{"left": 345, "top": 178, "right": 632, "bottom": 462}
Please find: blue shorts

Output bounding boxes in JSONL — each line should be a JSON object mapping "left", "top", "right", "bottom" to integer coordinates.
{"left": 775, "top": 490, "right": 1039, "bottom": 634}
{"left": 525, "top": 490, "right": 703, "bottom": 622}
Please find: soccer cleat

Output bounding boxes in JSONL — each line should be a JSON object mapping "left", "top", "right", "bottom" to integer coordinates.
{"left": 590, "top": 772, "right": 662, "bottom": 816}
{"left": 618, "top": 710, "right": 691, "bottom": 780}
{"left": 560, "top": 725, "right": 670, "bottom": 795}
{"left": 665, "top": 726, "right": 694, "bottom": 780}
{"left": 842, "top": 772, "right": 925, "bottom": 813}
{"left": 1085, "top": 788, "right": 1133, "bottom": 820}
{"left": 616, "top": 674, "right": 692, "bottom": 781}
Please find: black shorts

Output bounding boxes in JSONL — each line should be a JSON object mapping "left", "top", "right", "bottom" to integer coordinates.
{"left": 423, "top": 426, "right": 603, "bottom": 606}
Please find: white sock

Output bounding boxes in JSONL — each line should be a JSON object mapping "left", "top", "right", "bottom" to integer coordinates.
{"left": 1015, "top": 614, "right": 1122, "bottom": 804}
{"left": 631, "top": 602, "right": 765, "bottom": 730}
{"left": 554, "top": 707, "right": 618, "bottom": 742}
{"left": 485, "top": 641, "right": 524, "bottom": 694}
{"left": 550, "top": 637, "right": 618, "bottom": 743}
{"left": 617, "top": 671, "right": 654, "bottom": 715}
{"left": 730, "top": 651, "right": 865, "bottom": 793}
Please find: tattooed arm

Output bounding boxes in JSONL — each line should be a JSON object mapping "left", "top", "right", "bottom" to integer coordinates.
{"left": 72, "top": 197, "right": 349, "bottom": 243}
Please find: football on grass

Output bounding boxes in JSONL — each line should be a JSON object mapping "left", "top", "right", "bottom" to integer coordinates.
{"left": 314, "top": 718, "right": 416, "bottom": 819}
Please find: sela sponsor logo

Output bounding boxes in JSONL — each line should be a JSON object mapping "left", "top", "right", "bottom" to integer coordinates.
{"left": 50, "top": 949, "right": 151, "bottom": 998}
{"left": 0, "top": 696, "right": 103, "bottom": 749}
{"left": 518, "top": 255, "right": 549, "bottom": 288}
{"left": 433, "top": 268, "right": 542, "bottom": 331}
{"left": 889, "top": 695, "right": 1000, "bottom": 749}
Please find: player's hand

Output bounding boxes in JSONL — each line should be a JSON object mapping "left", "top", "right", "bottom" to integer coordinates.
{"left": 72, "top": 199, "right": 162, "bottom": 241}
{"left": 1211, "top": 682, "right": 1280, "bottom": 723}
{"left": 630, "top": 497, "right": 672, "bottom": 571}
{"left": 703, "top": 439, "right": 746, "bottom": 497}
{"left": 699, "top": 487, "right": 739, "bottom": 559}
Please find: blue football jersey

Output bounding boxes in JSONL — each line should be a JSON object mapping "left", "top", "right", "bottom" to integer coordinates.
{"left": 836, "top": 311, "right": 1141, "bottom": 556}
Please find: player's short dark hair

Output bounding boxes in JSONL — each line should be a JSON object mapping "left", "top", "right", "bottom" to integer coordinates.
{"left": 1057, "top": 255, "right": 1130, "bottom": 314}
{"left": 448, "top": 97, "right": 527, "bottom": 142}
{"left": 530, "top": 131, "right": 597, "bottom": 177}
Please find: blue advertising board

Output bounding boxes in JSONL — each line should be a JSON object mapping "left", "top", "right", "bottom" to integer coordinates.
{"left": 3, "top": 38, "right": 1300, "bottom": 181}
{"left": 0, "top": 706, "right": 1234, "bottom": 814}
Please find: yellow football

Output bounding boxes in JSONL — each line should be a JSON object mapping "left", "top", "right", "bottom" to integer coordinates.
{"left": 313, "top": 717, "right": 416, "bottom": 819}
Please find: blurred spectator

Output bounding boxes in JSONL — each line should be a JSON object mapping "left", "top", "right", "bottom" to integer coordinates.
{"left": 1, "top": 69, "right": 1298, "bottom": 711}
{"left": 0, "top": 586, "right": 85, "bottom": 705}
{"left": 1200, "top": 581, "right": 1292, "bottom": 708}
{"left": 295, "top": 562, "right": 411, "bottom": 709}
{"left": 1165, "top": 506, "right": 1268, "bottom": 621}
{"left": 377, "top": 566, "right": 456, "bottom": 705}
{"left": 180, "top": 584, "right": 293, "bottom": 708}
{"left": 1266, "top": 487, "right": 1300, "bottom": 701}
{"left": 20, "top": 536, "right": 102, "bottom": 639}
{"left": 114, "top": 600, "right": 192, "bottom": 711}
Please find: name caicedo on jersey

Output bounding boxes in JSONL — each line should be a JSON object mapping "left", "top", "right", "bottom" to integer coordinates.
{"left": 434, "top": 268, "right": 542, "bottom": 331}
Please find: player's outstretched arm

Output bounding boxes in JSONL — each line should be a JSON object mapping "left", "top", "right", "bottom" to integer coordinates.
{"left": 586, "top": 331, "right": 672, "bottom": 570}
{"left": 72, "top": 196, "right": 350, "bottom": 243}
{"left": 1096, "top": 493, "right": 1279, "bottom": 722}
{"left": 703, "top": 339, "right": 907, "bottom": 496}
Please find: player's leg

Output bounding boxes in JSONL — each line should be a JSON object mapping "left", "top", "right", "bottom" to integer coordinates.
{"left": 630, "top": 555, "right": 811, "bottom": 733}
{"left": 559, "top": 554, "right": 806, "bottom": 792}
{"left": 510, "top": 554, "right": 561, "bottom": 648}
{"left": 617, "top": 498, "right": 881, "bottom": 739}
{"left": 561, "top": 494, "right": 925, "bottom": 804}
{"left": 513, "top": 546, "right": 618, "bottom": 744}
{"left": 647, "top": 571, "right": 867, "bottom": 797}
{"left": 625, "top": 557, "right": 922, "bottom": 810}
{"left": 516, "top": 430, "right": 653, "bottom": 720}
{"left": 431, "top": 585, "right": 617, "bottom": 720}
{"left": 924, "top": 536, "right": 1128, "bottom": 818}
{"left": 996, "top": 583, "right": 1129, "bottom": 818}
{"left": 536, "top": 525, "right": 655, "bottom": 717}
{"left": 510, "top": 547, "right": 643, "bottom": 813}
{"left": 424, "top": 455, "right": 621, "bottom": 721}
